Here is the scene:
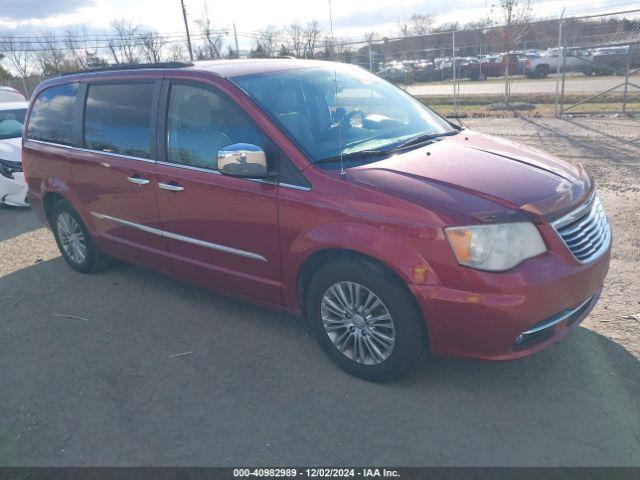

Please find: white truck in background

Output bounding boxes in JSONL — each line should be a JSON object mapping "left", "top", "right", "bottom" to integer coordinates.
{"left": 524, "top": 48, "right": 596, "bottom": 78}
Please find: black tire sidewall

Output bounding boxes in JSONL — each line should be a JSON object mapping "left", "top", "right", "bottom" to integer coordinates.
{"left": 51, "top": 201, "right": 99, "bottom": 274}
{"left": 306, "top": 259, "right": 427, "bottom": 382}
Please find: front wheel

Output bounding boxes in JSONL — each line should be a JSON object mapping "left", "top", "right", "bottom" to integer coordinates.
{"left": 306, "top": 258, "right": 427, "bottom": 382}
{"left": 51, "top": 200, "right": 111, "bottom": 274}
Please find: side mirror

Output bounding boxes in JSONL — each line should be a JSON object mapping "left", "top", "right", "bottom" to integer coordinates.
{"left": 217, "top": 143, "right": 268, "bottom": 178}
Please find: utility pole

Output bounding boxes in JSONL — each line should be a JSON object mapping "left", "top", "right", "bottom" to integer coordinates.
{"left": 233, "top": 23, "right": 240, "bottom": 58}
{"left": 180, "top": 0, "right": 194, "bottom": 61}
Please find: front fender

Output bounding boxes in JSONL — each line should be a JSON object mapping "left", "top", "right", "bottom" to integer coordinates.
{"left": 282, "top": 221, "right": 441, "bottom": 310}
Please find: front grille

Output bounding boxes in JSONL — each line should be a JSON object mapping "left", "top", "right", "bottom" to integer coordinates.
{"left": 553, "top": 195, "right": 610, "bottom": 263}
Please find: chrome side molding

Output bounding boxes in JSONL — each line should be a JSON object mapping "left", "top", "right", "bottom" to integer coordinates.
{"left": 91, "top": 212, "right": 267, "bottom": 262}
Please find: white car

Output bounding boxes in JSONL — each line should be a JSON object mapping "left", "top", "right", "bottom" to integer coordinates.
{"left": 0, "top": 101, "right": 28, "bottom": 207}
{"left": 0, "top": 86, "right": 27, "bottom": 103}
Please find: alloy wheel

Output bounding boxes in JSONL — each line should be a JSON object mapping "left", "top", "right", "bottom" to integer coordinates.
{"left": 321, "top": 281, "right": 396, "bottom": 365}
{"left": 56, "top": 212, "right": 87, "bottom": 264}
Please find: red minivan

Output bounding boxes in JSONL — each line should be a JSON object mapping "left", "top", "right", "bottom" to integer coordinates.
{"left": 23, "top": 60, "right": 611, "bottom": 381}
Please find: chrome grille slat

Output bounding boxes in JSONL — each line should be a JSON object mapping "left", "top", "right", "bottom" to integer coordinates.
{"left": 568, "top": 219, "right": 606, "bottom": 249}
{"left": 561, "top": 206, "right": 598, "bottom": 237}
{"left": 566, "top": 225, "right": 602, "bottom": 248}
{"left": 564, "top": 217, "right": 600, "bottom": 242}
{"left": 553, "top": 195, "right": 610, "bottom": 263}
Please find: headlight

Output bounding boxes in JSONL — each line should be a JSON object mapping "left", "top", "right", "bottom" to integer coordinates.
{"left": 445, "top": 222, "right": 546, "bottom": 272}
{"left": 0, "top": 158, "right": 22, "bottom": 179}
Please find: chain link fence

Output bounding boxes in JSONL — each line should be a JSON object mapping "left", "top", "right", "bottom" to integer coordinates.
{"left": 333, "top": 9, "right": 640, "bottom": 145}
{"left": 555, "top": 11, "right": 640, "bottom": 147}
{"left": 2, "top": 8, "right": 639, "bottom": 145}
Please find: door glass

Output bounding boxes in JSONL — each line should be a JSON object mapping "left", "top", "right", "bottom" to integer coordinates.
{"left": 166, "top": 84, "right": 263, "bottom": 171}
{"left": 27, "top": 83, "right": 78, "bottom": 146}
{"left": 84, "top": 83, "right": 154, "bottom": 158}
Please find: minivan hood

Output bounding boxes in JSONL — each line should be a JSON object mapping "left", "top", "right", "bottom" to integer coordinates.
{"left": 0, "top": 137, "right": 22, "bottom": 163}
{"left": 348, "top": 131, "right": 591, "bottom": 223}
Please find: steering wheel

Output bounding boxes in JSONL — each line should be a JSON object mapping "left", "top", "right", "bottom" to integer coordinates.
{"left": 340, "top": 109, "right": 365, "bottom": 129}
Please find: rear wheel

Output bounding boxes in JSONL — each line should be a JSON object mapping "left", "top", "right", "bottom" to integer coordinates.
{"left": 51, "top": 200, "right": 111, "bottom": 274}
{"left": 535, "top": 64, "right": 549, "bottom": 78}
{"left": 306, "top": 257, "right": 427, "bottom": 382}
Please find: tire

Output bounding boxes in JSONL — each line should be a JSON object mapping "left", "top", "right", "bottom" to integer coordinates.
{"left": 306, "top": 257, "right": 427, "bottom": 382}
{"left": 535, "top": 65, "right": 549, "bottom": 78}
{"left": 50, "top": 200, "right": 111, "bottom": 274}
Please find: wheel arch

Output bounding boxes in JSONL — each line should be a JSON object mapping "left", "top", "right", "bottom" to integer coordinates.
{"left": 296, "top": 248, "right": 402, "bottom": 318}
{"left": 289, "top": 222, "right": 441, "bottom": 318}
{"left": 43, "top": 191, "right": 67, "bottom": 224}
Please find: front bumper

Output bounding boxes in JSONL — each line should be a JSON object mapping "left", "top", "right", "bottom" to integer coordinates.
{"left": 0, "top": 172, "right": 29, "bottom": 207}
{"left": 411, "top": 238, "right": 610, "bottom": 361}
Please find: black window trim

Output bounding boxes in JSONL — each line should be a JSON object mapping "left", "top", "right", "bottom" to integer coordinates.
{"left": 79, "top": 79, "right": 161, "bottom": 162}
{"left": 156, "top": 78, "right": 311, "bottom": 191}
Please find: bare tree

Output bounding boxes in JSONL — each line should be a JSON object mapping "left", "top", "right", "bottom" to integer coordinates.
{"left": 108, "top": 19, "right": 140, "bottom": 64}
{"left": 0, "top": 34, "right": 32, "bottom": 94}
{"left": 410, "top": 13, "right": 434, "bottom": 36}
{"left": 167, "top": 43, "right": 188, "bottom": 62}
{"left": 137, "top": 28, "right": 166, "bottom": 62}
{"left": 364, "top": 32, "right": 378, "bottom": 71}
{"left": 258, "top": 26, "right": 280, "bottom": 57}
{"left": 493, "top": 0, "right": 533, "bottom": 104}
{"left": 63, "top": 26, "right": 91, "bottom": 69}
{"left": 286, "top": 21, "right": 305, "bottom": 57}
{"left": 303, "top": 20, "right": 322, "bottom": 58}
{"left": 194, "top": 3, "right": 227, "bottom": 59}
{"left": 397, "top": 20, "right": 410, "bottom": 37}
{"left": 321, "top": 34, "right": 334, "bottom": 60}
{"left": 36, "top": 32, "right": 67, "bottom": 76}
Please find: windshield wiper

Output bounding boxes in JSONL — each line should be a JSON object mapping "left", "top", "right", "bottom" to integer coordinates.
{"left": 314, "top": 150, "right": 391, "bottom": 165}
{"left": 390, "top": 130, "right": 459, "bottom": 152}
{"left": 314, "top": 130, "right": 460, "bottom": 165}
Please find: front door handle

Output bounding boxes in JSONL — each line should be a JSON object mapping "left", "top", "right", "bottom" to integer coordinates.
{"left": 127, "top": 176, "right": 150, "bottom": 185}
{"left": 158, "top": 182, "right": 184, "bottom": 192}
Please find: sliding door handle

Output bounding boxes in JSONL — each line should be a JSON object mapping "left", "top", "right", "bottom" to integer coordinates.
{"left": 127, "top": 176, "right": 150, "bottom": 185}
{"left": 158, "top": 182, "right": 184, "bottom": 192}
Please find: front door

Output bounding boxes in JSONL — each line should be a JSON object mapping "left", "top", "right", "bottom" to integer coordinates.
{"left": 154, "top": 80, "right": 281, "bottom": 304}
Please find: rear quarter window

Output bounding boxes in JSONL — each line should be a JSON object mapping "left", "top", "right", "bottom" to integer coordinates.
{"left": 27, "top": 83, "right": 78, "bottom": 145}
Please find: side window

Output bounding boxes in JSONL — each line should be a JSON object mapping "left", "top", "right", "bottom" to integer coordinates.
{"left": 84, "top": 83, "right": 154, "bottom": 159}
{"left": 167, "top": 83, "right": 263, "bottom": 171}
{"left": 27, "top": 83, "right": 78, "bottom": 145}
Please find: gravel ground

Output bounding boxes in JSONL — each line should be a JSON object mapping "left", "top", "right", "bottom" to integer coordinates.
{"left": 0, "top": 117, "right": 638, "bottom": 466}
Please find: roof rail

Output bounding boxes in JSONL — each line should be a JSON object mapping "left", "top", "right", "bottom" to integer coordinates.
{"left": 58, "top": 61, "right": 194, "bottom": 77}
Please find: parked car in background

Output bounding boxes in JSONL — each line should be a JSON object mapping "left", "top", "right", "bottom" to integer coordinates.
{"left": 23, "top": 60, "right": 610, "bottom": 382}
{"left": 0, "top": 86, "right": 27, "bottom": 103}
{"left": 376, "top": 65, "right": 412, "bottom": 83}
{"left": 461, "top": 57, "right": 502, "bottom": 81}
{"left": 525, "top": 48, "right": 595, "bottom": 78}
{"left": 0, "top": 101, "right": 28, "bottom": 207}
{"left": 591, "top": 45, "right": 639, "bottom": 75}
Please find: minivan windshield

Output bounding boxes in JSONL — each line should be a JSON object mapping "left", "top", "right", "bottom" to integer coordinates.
{"left": 0, "top": 108, "right": 26, "bottom": 140}
{"left": 233, "top": 63, "right": 456, "bottom": 165}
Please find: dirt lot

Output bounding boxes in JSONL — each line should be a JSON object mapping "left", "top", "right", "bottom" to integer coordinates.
{"left": 0, "top": 117, "right": 638, "bottom": 466}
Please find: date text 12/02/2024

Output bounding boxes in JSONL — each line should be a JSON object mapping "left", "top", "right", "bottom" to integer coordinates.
{"left": 232, "top": 468, "right": 400, "bottom": 478}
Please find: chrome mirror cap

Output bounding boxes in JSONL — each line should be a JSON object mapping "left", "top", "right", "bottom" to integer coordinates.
{"left": 217, "top": 143, "right": 268, "bottom": 177}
